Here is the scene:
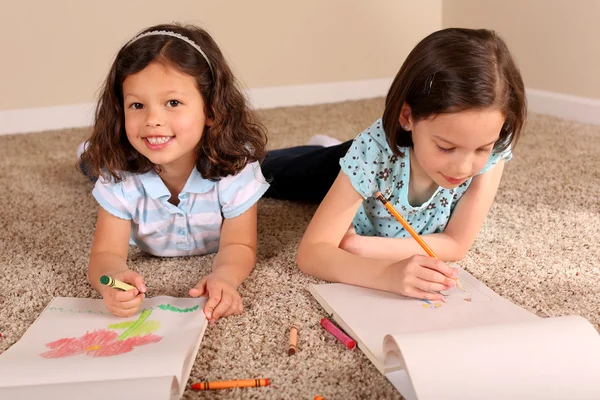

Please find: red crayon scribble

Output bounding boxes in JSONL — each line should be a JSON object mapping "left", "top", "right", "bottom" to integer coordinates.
{"left": 41, "top": 329, "right": 161, "bottom": 358}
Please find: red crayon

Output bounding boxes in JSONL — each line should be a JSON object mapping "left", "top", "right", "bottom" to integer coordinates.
{"left": 320, "top": 318, "right": 356, "bottom": 350}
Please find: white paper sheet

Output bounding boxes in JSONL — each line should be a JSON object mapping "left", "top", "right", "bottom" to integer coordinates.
{"left": 0, "top": 376, "right": 179, "bottom": 400}
{"left": 0, "top": 296, "right": 207, "bottom": 395}
{"left": 385, "top": 370, "right": 417, "bottom": 400}
{"left": 385, "top": 315, "right": 600, "bottom": 400}
{"left": 309, "top": 267, "right": 536, "bottom": 373}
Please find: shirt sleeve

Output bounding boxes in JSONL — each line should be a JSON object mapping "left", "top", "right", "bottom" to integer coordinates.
{"left": 477, "top": 146, "right": 513, "bottom": 175}
{"left": 339, "top": 131, "right": 383, "bottom": 199}
{"left": 92, "top": 177, "right": 132, "bottom": 220}
{"left": 217, "top": 161, "right": 270, "bottom": 219}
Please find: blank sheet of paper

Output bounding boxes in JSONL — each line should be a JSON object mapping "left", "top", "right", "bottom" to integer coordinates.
{"left": 386, "top": 315, "right": 600, "bottom": 400}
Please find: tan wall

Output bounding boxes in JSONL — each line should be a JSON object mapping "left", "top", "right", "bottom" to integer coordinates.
{"left": 0, "top": 0, "right": 442, "bottom": 111}
{"left": 443, "top": 0, "right": 600, "bottom": 100}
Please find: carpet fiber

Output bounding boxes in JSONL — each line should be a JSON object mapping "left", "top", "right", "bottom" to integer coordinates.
{"left": 1, "top": 98, "right": 599, "bottom": 399}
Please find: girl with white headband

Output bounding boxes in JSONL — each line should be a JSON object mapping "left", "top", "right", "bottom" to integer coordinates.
{"left": 79, "top": 23, "right": 269, "bottom": 322}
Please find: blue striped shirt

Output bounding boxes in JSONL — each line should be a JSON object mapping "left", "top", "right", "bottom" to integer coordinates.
{"left": 92, "top": 161, "right": 269, "bottom": 257}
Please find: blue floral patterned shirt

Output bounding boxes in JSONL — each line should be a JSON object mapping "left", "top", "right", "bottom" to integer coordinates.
{"left": 339, "top": 119, "right": 511, "bottom": 238}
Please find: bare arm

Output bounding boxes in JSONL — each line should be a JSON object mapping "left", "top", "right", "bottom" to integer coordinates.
{"left": 297, "top": 172, "right": 457, "bottom": 298}
{"left": 297, "top": 172, "right": 393, "bottom": 290}
{"left": 211, "top": 203, "right": 258, "bottom": 287}
{"left": 340, "top": 161, "right": 506, "bottom": 261}
{"left": 190, "top": 204, "right": 259, "bottom": 321}
{"left": 87, "top": 207, "right": 133, "bottom": 293}
{"left": 88, "top": 207, "right": 145, "bottom": 317}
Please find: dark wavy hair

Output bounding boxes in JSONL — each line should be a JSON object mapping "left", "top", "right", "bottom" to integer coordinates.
{"left": 80, "top": 23, "right": 267, "bottom": 181}
{"left": 383, "top": 28, "right": 527, "bottom": 153}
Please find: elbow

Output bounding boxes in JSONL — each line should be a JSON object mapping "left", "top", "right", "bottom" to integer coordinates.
{"left": 448, "top": 251, "right": 467, "bottom": 262}
{"left": 296, "top": 240, "right": 313, "bottom": 275}
{"left": 449, "top": 242, "right": 470, "bottom": 262}
{"left": 436, "top": 231, "right": 472, "bottom": 262}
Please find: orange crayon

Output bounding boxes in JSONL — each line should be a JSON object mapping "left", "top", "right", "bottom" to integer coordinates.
{"left": 374, "top": 191, "right": 465, "bottom": 291}
{"left": 288, "top": 325, "right": 298, "bottom": 355}
{"left": 191, "top": 378, "right": 270, "bottom": 390}
{"left": 315, "top": 396, "right": 327, "bottom": 400}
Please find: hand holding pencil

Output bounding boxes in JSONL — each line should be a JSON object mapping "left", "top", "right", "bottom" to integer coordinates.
{"left": 385, "top": 255, "right": 458, "bottom": 301}
{"left": 375, "top": 191, "right": 464, "bottom": 300}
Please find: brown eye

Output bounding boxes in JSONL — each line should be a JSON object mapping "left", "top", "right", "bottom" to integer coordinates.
{"left": 167, "top": 100, "right": 181, "bottom": 107}
{"left": 129, "top": 103, "right": 143, "bottom": 110}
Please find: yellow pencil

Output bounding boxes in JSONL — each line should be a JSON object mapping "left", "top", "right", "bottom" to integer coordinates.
{"left": 374, "top": 191, "right": 465, "bottom": 291}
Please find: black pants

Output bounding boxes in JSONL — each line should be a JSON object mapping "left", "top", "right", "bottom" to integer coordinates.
{"left": 261, "top": 140, "right": 352, "bottom": 203}
{"left": 80, "top": 140, "right": 353, "bottom": 203}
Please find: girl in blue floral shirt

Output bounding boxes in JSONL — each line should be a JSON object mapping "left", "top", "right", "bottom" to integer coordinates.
{"left": 261, "top": 28, "right": 527, "bottom": 301}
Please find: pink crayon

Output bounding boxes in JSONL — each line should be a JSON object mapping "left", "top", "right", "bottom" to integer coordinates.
{"left": 320, "top": 318, "right": 356, "bottom": 350}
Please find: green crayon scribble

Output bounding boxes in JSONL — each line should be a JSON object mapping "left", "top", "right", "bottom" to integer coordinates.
{"left": 108, "top": 321, "right": 136, "bottom": 330}
{"left": 130, "top": 320, "right": 160, "bottom": 335}
{"left": 48, "top": 303, "right": 200, "bottom": 316}
{"left": 47, "top": 307, "right": 109, "bottom": 315}
{"left": 109, "top": 320, "right": 161, "bottom": 337}
{"left": 116, "top": 309, "right": 152, "bottom": 341}
{"left": 157, "top": 304, "right": 199, "bottom": 313}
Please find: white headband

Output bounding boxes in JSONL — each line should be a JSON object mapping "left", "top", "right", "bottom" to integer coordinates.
{"left": 126, "top": 30, "right": 213, "bottom": 75}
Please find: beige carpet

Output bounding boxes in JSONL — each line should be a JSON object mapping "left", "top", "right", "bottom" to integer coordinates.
{"left": 1, "top": 98, "right": 599, "bottom": 399}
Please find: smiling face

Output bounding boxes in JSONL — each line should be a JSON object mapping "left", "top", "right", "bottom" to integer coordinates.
{"left": 122, "top": 62, "right": 211, "bottom": 172}
{"left": 404, "top": 107, "right": 505, "bottom": 189}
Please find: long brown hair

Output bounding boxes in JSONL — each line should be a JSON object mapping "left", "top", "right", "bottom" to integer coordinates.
{"left": 80, "top": 23, "right": 267, "bottom": 181}
{"left": 383, "top": 28, "right": 526, "bottom": 153}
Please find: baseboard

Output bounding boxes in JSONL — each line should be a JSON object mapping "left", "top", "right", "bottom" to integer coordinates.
{"left": 0, "top": 103, "right": 96, "bottom": 136}
{"left": 0, "top": 78, "right": 393, "bottom": 136}
{"left": 526, "top": 88, "right": 600, "bottom": 126}
{"left": 2, "top": 83, "right": 599, "bottom": 135}
{"left": 246, "top": 78, "right": 393, "bottom": 109}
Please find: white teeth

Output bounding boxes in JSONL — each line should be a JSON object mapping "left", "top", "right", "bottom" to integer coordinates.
{"left": 146, "top": 137, "right": 171, "bottom": 145}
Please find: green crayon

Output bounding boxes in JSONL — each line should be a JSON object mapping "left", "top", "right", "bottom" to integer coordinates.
{"left": 100, "top": 275, "right": 146, "bottom": 296}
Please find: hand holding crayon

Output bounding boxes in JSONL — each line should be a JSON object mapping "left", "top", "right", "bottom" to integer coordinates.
{"left": 99, "top": 271, "right": 147, "bottom": 318}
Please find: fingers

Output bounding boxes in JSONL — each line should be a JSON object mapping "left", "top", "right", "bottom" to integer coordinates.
{"left": 211, "top": 293, "right": 234, "bottom": 321}
{"left": 391, "top": 255, "right": 462, "bottom": 300}
{"left": 121, "top": 270, "right": 147, "bottom": 293}
{"left": 111, "top": 305, "right": 141, "bottom": 318}
{"left": 405, "top": 287, "right": 445, "bottom": 302}
{"left": 416, "top": 256, "right": 458, "bottom": 279}
{"left": 104, "top": 289, "right": 144, "bottom": 317}
{"left": 202, "top": 283, "right": 243, "bottom": 323}
{"left": 415, "top": 266, "right": 457, "bottom": 288}
{"left": 211, "top": 298, "right": 243, "bottom": 322}
{"left": 195, "top": 275, "right": 243, "bottom": 322}
{"left": 227, "top": 300, "right": 243, "bottom": 317}
{"left": 189, "top": 277, "right": 208, "bottom": 298}
{"left": 114, "top": 289, "right": 139, "bottom": 302}
{"left": 413, "top": 278, "right": 450, "bottom": 293}
{"left": 117, "top": 294, "right": 145, "bottom": 310}
{"left": 203, "top": 286, "right": 223, "bottom": 321}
